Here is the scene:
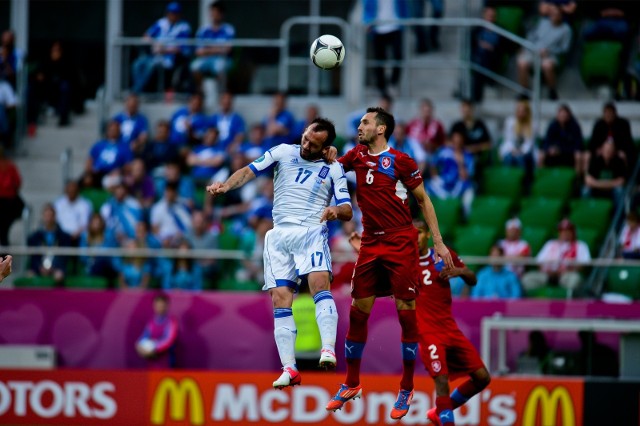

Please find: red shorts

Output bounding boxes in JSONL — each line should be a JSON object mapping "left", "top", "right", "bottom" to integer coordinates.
{"left": 351, "top": 227, "right": 419, "bottom": 300}
{"left": 419, "top": 329, "right": 485, "bottom": 379}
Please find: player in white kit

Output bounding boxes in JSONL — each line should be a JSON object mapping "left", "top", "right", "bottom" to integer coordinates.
{"left": 207, "top": 118, "right": 352, "bottom": 389}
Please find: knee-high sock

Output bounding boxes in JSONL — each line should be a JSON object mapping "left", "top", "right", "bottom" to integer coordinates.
{"left": 345, "top": 305, "right": 369, "bottom": 388}
{"left": 274, "top": 308, "right": 297, "bottom": 370}
{"left": 451, "top": 379, "right": 487, "bottom": 409}
{"left": 313, "top": 290, "right": 338, "bottom": 353}
{"left": 436, "top": 396, "right": 455, "bottom": 426}
{"left": 398, "top": 309, "right": 418, "bottom": 391}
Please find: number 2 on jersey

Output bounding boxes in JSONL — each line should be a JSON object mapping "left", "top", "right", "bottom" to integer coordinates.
{"left": 422, "top": 269, "right": 433, "bottom": 286}
{"left": 295, "top": 168, "right": 313, "bottom": 184}
{"left": 311, "top": 251, "right": 323, "bottom": 267}
{"left": 428, "top": 344, "right": 439, "bottom": 360}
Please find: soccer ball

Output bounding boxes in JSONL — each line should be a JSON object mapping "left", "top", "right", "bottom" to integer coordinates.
{"left": 310, "top": 34, "right": 345, "bottom": 70}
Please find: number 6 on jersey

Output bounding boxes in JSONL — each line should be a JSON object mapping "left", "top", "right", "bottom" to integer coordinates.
{"left": 366, "top": 169, "right": 374, "bottom": 184}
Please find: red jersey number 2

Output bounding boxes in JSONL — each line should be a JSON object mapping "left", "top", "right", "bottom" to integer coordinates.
{"left": 422, "top": 269, "right": 433, "bottom": 286}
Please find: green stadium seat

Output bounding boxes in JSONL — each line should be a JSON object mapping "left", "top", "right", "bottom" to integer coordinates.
{"left": 431, "top": 198, "right": 462, "bottom": 238}
{"left": 467, "top": 196, "right": 513, "bottom": 235}
{"left": 520, "top": 226, "right": 550, "bottom": 256}
{"left": 13, "top": 276, "right": 57, "bottom": 288}
{"left": 218, "top": 223, "right": 241, "bottom": 278}
{"left": 495, "top": 6, "right": 525, "bottom": 36}
{"left": 65, "top": 275, "right": 109, "bottom": 289}
{"left": 531, "top": 167, "right": 576, "bottom": 200}
{"left": 519, "top": 197, "right": 565, "bottom": 234}
{"left": 526, "top": 286, "right": 568, "bottom": 299}
{"left": 81, "top": 188, "right": 111, "bottom": 213}
{"left": 607, "top": 267, "right": 640, "bottom": 300}
{"left": 580, "top": 41, "right": 623, "bottom": 88}
{"left": 482, "top": 167, "right": 525, "bottom": 200}
{"left": 453, "top": 225, "right": 499, "bottom": 257}
{"left": 569, "top": 198, "right": 613, "bottom": 239}
{"left": 577, "top": 228, "right": 601, "bottom": 257}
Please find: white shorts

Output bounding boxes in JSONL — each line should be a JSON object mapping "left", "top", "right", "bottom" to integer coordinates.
{"left": 262, "top": 223, "right": 332, "bottom": 292}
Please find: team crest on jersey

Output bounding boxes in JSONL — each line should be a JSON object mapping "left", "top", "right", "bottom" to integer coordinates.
{"left": 432, "top": 360, "right": 442, "bottom": 373}
{"left": 318, "top": 166, "right": 329, "bottom": 179}
{"left": 381, "top": 157, "right": 391, "bottom": 169}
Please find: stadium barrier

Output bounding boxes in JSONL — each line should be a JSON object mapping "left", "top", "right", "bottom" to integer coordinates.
{"left": 1, "top": 289, "right": 638, "bottom": 374}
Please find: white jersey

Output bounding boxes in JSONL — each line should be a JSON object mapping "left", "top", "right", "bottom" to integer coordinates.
{"left": 249, "top": 144, "right": 351, "bottom": 226}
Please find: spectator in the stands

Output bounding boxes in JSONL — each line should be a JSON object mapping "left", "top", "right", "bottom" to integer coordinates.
{"left": 53, "top": 180, "right": 92, "bottom": 246}
{"left": 517, "top": 3, "right": 572, "bottom": 100}
{"left": 471, "top": 245, "right": 523, "bottom": 299}
{"left": 263, "top": 92, "right": 296, "bottom": 147}
{"left": 86, "top": 120, "right": 132, "bottom": 186}
{"left": 518, "top": 330, "right": 553, "bottom": 374}
{"left": 499, "top": 97, "right": 537, "bottom": 189}
{"left": 123, "top": 159, "right": 156, "bottom": 210}
{"left": 363, "top": 0, "right": 407, "bottom": 97}
{"left": 539, "top": 103, "right": 583, "bottom": 172}
{"left": 498, "top": 218, "right": 531, "bottom": 278}
{"left": 131, "top": 1, "right": 192, "bottom": 94}
{"left": 449, "top": 99, "right": 492, "bottom": 161}
{"left": 619, "top": 211, "right": 640, "bottom": 259}
{"left": 424, "top": 129, "right": 475, "bottom": 216}
{"left": 79, "top": 213, "right": 117, "bottom": 281}
{"left": 583, "top": 139, "right": 626, "bottom": 208}
{"left": 329, "top": 220, "right": 358, "bottom": 295}
{"left": 470, "top": 6, "right": 502, "bottom": 103}
{"left": 0, "top": 30, "right": 21, "bottom": 89}
{"left": 112, "top": 93, "right": 149, "bottom": 156}
{"left": 210, "top": 91, "right": 246, "bottom": 152}
{"left": 29, "top": 41, "right": 74, "bottom": 126}
{"left": 115, "top": 238, "right": 152, "bottom": 289}
{"left": 162, "top": 239, "right": 203, "bottom": 290}
{"left": 0, "top": 146, "right": 22, "bottom": 246}
{"left": 582, "top": 2, "right": 631, "bottom": 73}
{"left": 0, "top": 73, "right": 16, "bottom": 148}
{"left": 191, "top": 1, "right": 235, "bottom": 92}
{"left": 238, "top": 123, "right": 268, "bottom": 162}
{"left": 186, "top": 209, "right": 218, "bottom": 285}
{"left": 237, "top": 205, "right": 273, "bottom": 285}
{"left": 587, "top": 102, "right": 635, "bottom": 169}
{"left": 136, "top": 293, "right": 178, "bottom": 368}
{"left": 142, "top": 120, "right": 180, "bottom": 174}
{"left": 390, "top": 121, "right": 427, "bottom": 172}
{"left": 170, "top": 92, "right": 210, "bottom": 146}
{"left": 522, "top": 219, "right": 591, "bottom": 292}
{"left": 150, "top": 181, "right": 192, "bottom": 247}
{"left": 155, "top": 161, "right": 195, "bottom": 209}
{"left": 406, "top": 98, "right": 446, "bottom": 156}
{"left": 27, "top": 204, "right": 71, "bottom": 286}
{"left": 187, "top": 127, "right": 227, "bottom": 186}
{"left": 100, "top": 175, "right": 143, "bottom": 243}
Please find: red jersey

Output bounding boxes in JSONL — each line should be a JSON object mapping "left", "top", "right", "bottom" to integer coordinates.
{"left": 416, "top": 247, "right": 465, "bottom": 334}
{"left": 339, "top": 145, "right": 422, "bottom": 233}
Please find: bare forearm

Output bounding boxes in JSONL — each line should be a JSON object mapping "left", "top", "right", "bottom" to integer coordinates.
{"left": 224, "top": 166, "right": 256, "bottom": 191}
{"left": 336, "top": 204, "right": 353, "bottom": 221}
{"left": 460, "top": 269, "right": 477, "bottom": 286}
{"left": 420, "top": 195, "right": 444, "bottom": 242}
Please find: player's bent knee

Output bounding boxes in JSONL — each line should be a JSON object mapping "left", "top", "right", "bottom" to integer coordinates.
{"left": 269, "top": 287, "right": 294, "bottom": 308}
{"left": 307, "top": 272, "right": 331, "bottom": 295}
{"left": 352, "top": 296, "right": 375, "bottom": 314}
{"left": 395, "top": 298, "right": 416, "bottom": 311}
{"left": 473, "top": 368, "right": 491, "bottom": 388}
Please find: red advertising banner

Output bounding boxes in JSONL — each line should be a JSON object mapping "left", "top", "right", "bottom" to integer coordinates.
{"left": 0, "top": 369, "right": 584, "bottom": 426}
{"left": 0, "top": 370, "right": 146, "bottom": 425}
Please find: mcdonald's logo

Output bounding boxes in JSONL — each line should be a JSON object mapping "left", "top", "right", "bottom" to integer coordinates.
{"left": 523, "top": 385, "right": 575, "bottom": 426}
{"left": 151, "top": 378, "right": 205, "bottom": 425}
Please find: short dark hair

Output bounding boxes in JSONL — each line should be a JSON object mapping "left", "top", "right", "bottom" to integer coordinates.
{"left": 165, "top": 181, "right": 179, "bottom": 192}
{"left": 413, "top": 218, "right": 428, "bottom": 232}
{"left": 154, "top": 292, "right": 170, "bottom": 303}
{"left": 603, "top": 101, "right": 617, "bottom": 114}
{"left": 210, "top": 1, "right": 226, "bottom": 13}
{"left": 366, "top": 107, "right": 395, "bottom": 140}
{"left": 310, "top": 117, "right": 337, "bottom": 147}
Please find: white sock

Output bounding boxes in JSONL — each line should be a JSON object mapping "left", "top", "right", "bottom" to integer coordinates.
{"left": 313, "top": 290, "right": 338, "bottom": 353}
{"left": 274, "top": 308, "right": 297, "bottom": 370}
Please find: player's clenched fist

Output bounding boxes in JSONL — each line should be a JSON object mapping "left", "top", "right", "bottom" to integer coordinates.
{"left": 320, "top": 206, "right": 339, "bottom": 222}
{"left": 206, "top": 182, "right": 227, "bottom": 197}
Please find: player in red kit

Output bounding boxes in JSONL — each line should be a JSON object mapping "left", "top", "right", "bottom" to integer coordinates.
{"left": 325, "top": 107, "right": 453, "bottom": 420}
{"left": 348, "top": 220, "right": 491, "bottom": 426}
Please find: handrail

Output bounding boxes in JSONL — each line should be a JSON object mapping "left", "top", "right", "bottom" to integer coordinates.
{"left": 6, "top": 244, "right": 640, "bottom": 268}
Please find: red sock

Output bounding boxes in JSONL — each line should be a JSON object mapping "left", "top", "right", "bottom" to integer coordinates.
{"left": 345, "top": 305, "right": 369, "bottom": 388}
{"left": 436, "top": 396, "right": 454, "bottom": 426}
{"left": 398, "top": 309, "right": 418, "bottom": 391}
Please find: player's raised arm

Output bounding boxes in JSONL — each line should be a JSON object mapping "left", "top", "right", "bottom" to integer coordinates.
{"left": 410, "top": 184, "right": 454, "bottom": 268}
{"left": 206, "top": 166, "right": 256, "bottom": 197}
{"left": 439, "top": 265, "right": 477, "bottom": 286}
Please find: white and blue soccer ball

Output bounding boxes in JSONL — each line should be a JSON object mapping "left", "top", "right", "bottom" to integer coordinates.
{"left": 310, "top": 34, "right": 345, "bottom": 70}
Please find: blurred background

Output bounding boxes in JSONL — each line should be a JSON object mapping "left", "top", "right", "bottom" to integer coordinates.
{"left": 0, "top": 0, "right": 639, "bottom": 425}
